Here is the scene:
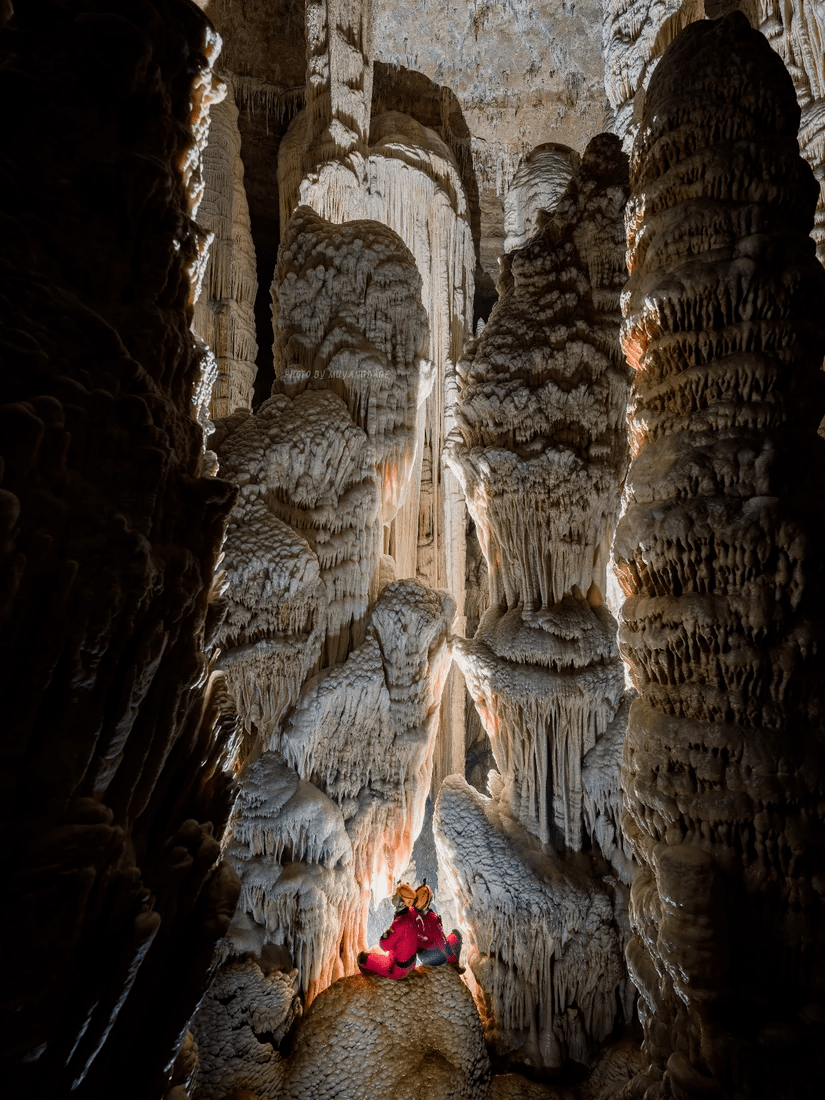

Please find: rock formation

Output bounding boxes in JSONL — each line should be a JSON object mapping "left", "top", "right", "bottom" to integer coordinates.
{"left": 437, "top": 777, "right": 630, "bottom": 1069}
{"left": 275, "top": 0, "right": 477, "bottom": 779}
{"left": 503, "top": 144, "right": 578, "bottom": 254}
{"left": 192, "top": 966, "right": 492, "bottom": 1100}
{"left": 616, "top": 13, "right": 825, "bottom": 1097}
{"left": 601, "top": 2, "right": 825, "bottom": 263}
{"left": 187, "top": 206, "right": 455, "bottom": 1096}
{"left": 1, "top": 2, "right": 241, "bottom": 1096}
{"left": 442, "top": 133, "right": 634, "bottom": 1069}
{"left": 6, "top": 2, "right": 825, "bottom": 1098}
{"left": 192, "top": 77, "right": 259, "bottom": 418}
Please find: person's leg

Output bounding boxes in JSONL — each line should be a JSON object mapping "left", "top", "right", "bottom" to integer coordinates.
{"left": 358, "top": 949, "right": 395, "bottom": 977}
{"left": 446, "top": 929, "right": 462, "bottom": 967}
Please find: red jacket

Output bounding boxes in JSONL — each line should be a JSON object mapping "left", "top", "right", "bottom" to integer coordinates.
{"left": 413, "top": 908, "right": 460, "bottom": 967}
{"left": 358, "top": 908, "right": 419, "bottom": 979}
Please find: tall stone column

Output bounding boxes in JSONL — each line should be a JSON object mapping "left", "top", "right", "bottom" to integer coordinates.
{"left": 193, "top": 77, "right": 259, "bottom": 418}
{"left": 438, "top": 134, "right": 634, "bottom": 1069}
{"left": 616, "top": 14, "right": 825, "bottom": 1097}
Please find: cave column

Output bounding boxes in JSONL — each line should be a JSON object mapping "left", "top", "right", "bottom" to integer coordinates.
{"left": 615, "top": 14, "right": 825, "bottom": 1096}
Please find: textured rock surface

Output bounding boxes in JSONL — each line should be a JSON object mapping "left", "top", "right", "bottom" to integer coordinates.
{"left": 190, "top": 955, "right": 301, "bottom": 1100}
{"left": 211, "top": 578, "right": 453, "bottom": 1007}
{"left": 191, "top": 964, "right": 491, "bottom": 1099}
{"left": 279, "top": 106, "right": 475, "bottom": 664}
{"left": 747, "top": 0, "right": 825, "bottom": 261}
{"left": 448, "top": 133, "right": 631, "bottom": 852}
{"left": 189, "top": 204, "right": 456, "bottom": 1089}
{"left": 503, "top": 144, "right": 578, "bottom": 254}
{"left": 616, "top": 13, "right": 825, "bottom": 1097}
{"left": 436, "top": 777, "right": 631, "bottom": 1070}
{"left": 0, "top": 2, "right": 240, "bottom": 1095}
{"left": 192, "top": 77, "right": 259, "bottom": 417}
{"left": 279, "top": 966, "right": 491, "bottom": 1099}
{"left": 373, "top": 0, "right": 609, "bottom": 188}
{"left": 442, "top": 133, "right": 633, "bottom": 1072}
{"left": 601, "top": 2, "right": 825, "bottom": 263}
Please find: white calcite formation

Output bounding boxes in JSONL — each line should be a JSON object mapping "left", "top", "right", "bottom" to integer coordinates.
{"left": 278, "top": 111, "right": 475, "bottom": 620}
{"left": 616, "top": 14, "right": 825, "bottom": 1097}
{"left": 503, "top": 144, "right": 578, "bottom": 254}
{"left": 282, "top": 580, "right": 454, "bottom": 902}
{"left": 436, "top": 777, "right": 630, "bottom": 1070}
{"left": 212, "top": 388, "right": 378, "bottom": 742}
{"left": 213, "top": 206, "right": 430, "bottom": 756}
{"left": 196, "top": 206, "right": 456, "bottom": 1051}
{"left": 442, "top": 132, "right": 633, "bottom": 1072}
{"left": 448, "top": 133, "right": 631, "bottom": 852}
{"left": 272, "top": 205, "right": 431, "bottom": 535}
{"left": 224, "top": 752, "right": 359, "bottom": 999}
{"left": 303, "top": 0, "right": 374, "bottom": 167}
{"left": 277, "top": 0, "right": 476, "bottom": 779}
{"left": 581, "top": 693, "right": 637, "bottom": 885}
{"left": 600, "top": 0, "right": 702, "bottom": 152}
{"left": 192, "top": 78, "right": 259, "bottom": 417}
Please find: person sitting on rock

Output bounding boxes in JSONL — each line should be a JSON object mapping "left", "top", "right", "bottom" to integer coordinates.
{"left": 357, "top": 882, "right": 419, "bottom": 980}
{"left": 412, "top": 882, "right": 462, "bottom": 968}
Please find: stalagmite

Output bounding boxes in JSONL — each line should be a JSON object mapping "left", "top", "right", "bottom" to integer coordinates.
{"left": 615, "top": 13, "right": 825, "bottom": 1096}
{"left": 189, "top": 204, "right": 457, "bottom": 1088}
{"left": 436, "top": 777, "right": 630, "bottom": 1069}
{"left": 503, "top": 144, "right": 578, "bottom": 254}
{"left": 447, "top": 133, "right": 631, "bottom": 851}
{"left": 441, "top": 133, "right": 633, "bottom": 1071}
{"left": 601, "top": 2, "right": 825, "bottom": 263}
{"left": 193, "top": 78, "right": 259, "bottom": 418}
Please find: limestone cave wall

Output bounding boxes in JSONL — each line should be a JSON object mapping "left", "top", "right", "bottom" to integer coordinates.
{"left": 3, "top": 2, "right": 825, "bottom": 1099}
{"left": 1, "top": 2, "right": 241, "bottom": 1096}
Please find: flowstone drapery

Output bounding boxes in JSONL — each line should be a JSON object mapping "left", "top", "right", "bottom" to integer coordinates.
{"left": 441, "top": 133, "right": 634, "bottom": 1069}
{"left": 616, "top": 14, "right": 825, "bottom": 1098}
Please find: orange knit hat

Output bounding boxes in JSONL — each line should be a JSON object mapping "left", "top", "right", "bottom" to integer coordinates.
{"left": 394, "top": 882, "right": 416, "bottom": 909}
{"left": 414, "top": 883, "right": 433, "bottom": 912}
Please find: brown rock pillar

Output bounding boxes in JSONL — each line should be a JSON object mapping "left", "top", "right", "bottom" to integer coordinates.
{"left": 616, "top": 14, "right": 825, "bottom": 1097}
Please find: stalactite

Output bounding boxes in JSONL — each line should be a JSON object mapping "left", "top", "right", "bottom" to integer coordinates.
{"left": 615, "top": 14, "right": 825, "bottom": 1097}
{"left": 192, "top": 78, "right": 259, "bottom": 418}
